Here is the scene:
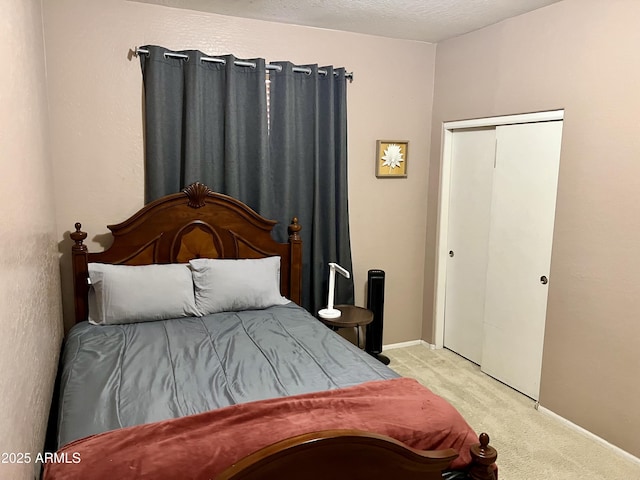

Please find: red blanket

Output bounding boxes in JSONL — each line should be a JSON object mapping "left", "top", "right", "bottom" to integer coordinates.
{"left": 44, "top": 378, "right": 479, "bottom": 479}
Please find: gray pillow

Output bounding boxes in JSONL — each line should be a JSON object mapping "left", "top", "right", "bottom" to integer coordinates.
{"left": 88, "top": 263, "right": 199, "bottom": 325}
{"left": 189, "top": 257, "right": 290, "bottom": 315}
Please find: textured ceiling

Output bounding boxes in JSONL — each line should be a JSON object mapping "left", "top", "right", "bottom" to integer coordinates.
{"left": 134, "top": 0, "right": 563, "bottom": 43}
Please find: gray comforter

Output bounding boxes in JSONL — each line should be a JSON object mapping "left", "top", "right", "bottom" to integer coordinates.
{"left": 57, "top": 303, "right": 398, "bottom": 448}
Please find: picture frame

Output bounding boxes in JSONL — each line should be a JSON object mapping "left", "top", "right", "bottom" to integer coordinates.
{"left": 375, "top": 140, "right": 408, "bottom": 178}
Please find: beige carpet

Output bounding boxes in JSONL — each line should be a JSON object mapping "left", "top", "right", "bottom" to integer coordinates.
{"left": 384, "top": 345, "right": 640, "bottom": 480}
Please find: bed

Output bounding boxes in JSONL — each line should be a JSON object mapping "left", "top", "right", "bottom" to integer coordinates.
{"left": 45, "top": 182, "right": 497, "bottom": 480}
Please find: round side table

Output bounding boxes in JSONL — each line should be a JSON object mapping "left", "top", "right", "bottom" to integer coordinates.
{"left": 319, "top": 305, "right": 373, "bottom": 349}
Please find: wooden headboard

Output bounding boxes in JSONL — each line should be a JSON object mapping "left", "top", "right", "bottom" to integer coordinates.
{"left": 70, "top": 182, "right": 302, "bottom": 324}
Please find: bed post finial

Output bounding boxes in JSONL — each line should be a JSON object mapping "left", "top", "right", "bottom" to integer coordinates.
{"left": 288, "top": 217, "right": 301, "bottom": 241}
{"left": 183, "top": 182, "right": 213, "bottom": 208}
{"left": 71, "top": 222, "right": 88, "bottom": 252}
{"left": 467, "top": 433, "right": 497, "bottom": 480}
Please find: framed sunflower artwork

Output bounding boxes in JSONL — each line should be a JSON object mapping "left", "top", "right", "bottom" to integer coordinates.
{"left": 375, "top": 140, "right": 408, "bottom": 178}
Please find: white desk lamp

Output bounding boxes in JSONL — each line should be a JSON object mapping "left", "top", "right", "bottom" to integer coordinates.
{"left": 318, "top": 262, "right": 351, "bottom": 319}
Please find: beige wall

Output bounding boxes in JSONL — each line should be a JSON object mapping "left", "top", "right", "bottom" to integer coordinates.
{"left": 43, "top": 0, "right": 436, "bottom": 343}
{"left": 0, "top": 0, "right": 64, "bottom": 478}
{"left": 10, "top": 0, "right": 640, "bottom": 467}
{"left": 424, "top": 0, "right": 640, "bottom": 457}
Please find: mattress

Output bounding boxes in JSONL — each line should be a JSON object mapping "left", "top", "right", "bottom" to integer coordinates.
{"left": 57, "top": 302, "right": 398, "bottom": 448}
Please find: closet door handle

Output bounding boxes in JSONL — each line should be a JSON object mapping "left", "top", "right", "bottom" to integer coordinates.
{"left": 540, "top": 275, "right": 548, "bottom": 285}
{"left": 449, "top": 250, "right": 455, "bottom": 257}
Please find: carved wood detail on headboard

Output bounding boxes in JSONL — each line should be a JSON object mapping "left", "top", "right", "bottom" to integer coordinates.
{"left": 171, "top": 222, "right": 223, "bottom": 262}
{"left": 231, "top": 231, "right": 280, "bottom": 259}
{"left": 71, "top": 183, "right": 303, "bottom": 323}
{"left": 183, "top": 182, "right": 213, "bottom": 208}
{"left": 120, "top": 234, "right": 162, "bottom": 264}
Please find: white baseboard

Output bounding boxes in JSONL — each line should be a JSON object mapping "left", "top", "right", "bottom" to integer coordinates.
{"left": 382, "top": 339, "right": 435, "bottom": 350}
{"left": 538, "top": 406, "right": 640, "bottom": 466}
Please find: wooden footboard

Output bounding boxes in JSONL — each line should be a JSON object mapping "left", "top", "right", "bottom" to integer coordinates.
{"left": 217, "top": 430, "right": 497, "bottom": 480}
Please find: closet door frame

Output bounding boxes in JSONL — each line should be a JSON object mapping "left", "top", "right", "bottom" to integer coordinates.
{"left": 433, "top": 109, "right": 564, "bottom": 348}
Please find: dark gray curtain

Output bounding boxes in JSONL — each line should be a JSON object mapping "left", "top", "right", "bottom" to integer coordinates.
{"left": 139, "top": 47, "right": 353, "bottom": 314}
{"left": 269, "top": 63, "right": 354, "bottom": 313}
{"left": 139, "top": 45, "right": 272, "bottom": 214}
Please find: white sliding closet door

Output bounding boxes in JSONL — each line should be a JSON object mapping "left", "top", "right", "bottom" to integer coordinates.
{"left": 443, "top": 128, "right": 496, "bottom": 364}
{"left": 480, "top": 121, "right": 563, "bottom": 400}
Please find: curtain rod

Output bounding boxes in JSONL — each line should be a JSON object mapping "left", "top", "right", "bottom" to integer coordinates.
{"left": 135, "top": 47, "right": 353, "bottom": 82}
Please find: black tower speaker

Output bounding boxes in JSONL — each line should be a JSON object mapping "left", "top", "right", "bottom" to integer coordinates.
{"left": 365, "top": 269, "right": 390, "bottom": 365}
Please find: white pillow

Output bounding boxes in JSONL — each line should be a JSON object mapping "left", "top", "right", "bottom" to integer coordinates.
{"left": 88, "top": 263, "right": 199, "bottom": 325}
{"left": 189, "top": 257, "right": 290, "bottom": 315}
